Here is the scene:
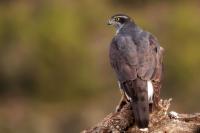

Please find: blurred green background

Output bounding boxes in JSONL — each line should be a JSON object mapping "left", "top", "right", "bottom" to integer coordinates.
{"left": 0, "top": 0, "right": 200, "bottom": 133}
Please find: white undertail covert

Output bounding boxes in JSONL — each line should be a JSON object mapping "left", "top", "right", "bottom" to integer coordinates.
{"left": 147, "top": 81, "right": 154, "bottom": 103}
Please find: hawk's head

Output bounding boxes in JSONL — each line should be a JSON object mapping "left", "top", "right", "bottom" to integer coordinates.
{"left": 107, "top": 14, "right": 132, "bottom": 30}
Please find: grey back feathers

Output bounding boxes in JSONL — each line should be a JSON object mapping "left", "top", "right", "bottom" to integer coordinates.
{"left": 110, "top": 24, "right": 158, "bottom": 82}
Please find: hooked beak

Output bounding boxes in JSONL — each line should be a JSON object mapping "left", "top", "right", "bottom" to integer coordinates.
{"left": 107, "top": 19, "right": 113, "bottom": 25}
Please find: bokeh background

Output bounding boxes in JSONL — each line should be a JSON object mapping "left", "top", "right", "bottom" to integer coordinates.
{"left": 0, "top": 0, "right": 200, "bottom": 133}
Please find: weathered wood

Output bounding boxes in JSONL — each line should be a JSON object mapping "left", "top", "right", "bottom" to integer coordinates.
{"left": 81, "top": 99, "right": 200, "bottom": 133}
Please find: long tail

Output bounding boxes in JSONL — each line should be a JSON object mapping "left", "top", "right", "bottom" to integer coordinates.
{"left": 122, "top": 78, "right": 149, "bottom": 128}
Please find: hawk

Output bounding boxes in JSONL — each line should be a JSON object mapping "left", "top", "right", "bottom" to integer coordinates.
{"left": 107, "top": 14, "right": 164, "bottom": 131}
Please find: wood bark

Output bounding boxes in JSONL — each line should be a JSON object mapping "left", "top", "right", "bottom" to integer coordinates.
{"left": 81, "top": 99, "right": 200, "bottom": 133}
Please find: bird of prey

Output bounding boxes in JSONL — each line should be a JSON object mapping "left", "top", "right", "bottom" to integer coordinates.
{"left": 107, "top": 14, "right": 164, "bottom": 131}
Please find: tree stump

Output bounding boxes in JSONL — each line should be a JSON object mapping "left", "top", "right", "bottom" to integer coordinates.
{"left": 81, "top": 99, "right": 200, "bottom": 133}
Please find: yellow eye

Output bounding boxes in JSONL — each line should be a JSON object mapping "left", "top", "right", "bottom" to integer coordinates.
{"left": 115, "top": 17, "right": 120, "bottom": 21}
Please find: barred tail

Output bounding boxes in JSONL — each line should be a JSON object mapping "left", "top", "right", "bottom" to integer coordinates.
{"left": 122, "top": 78, "right": 149, "bottom": 128}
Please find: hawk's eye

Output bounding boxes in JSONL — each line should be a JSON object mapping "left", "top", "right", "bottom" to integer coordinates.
{"left": 115, "top": 17, "right": 120, "bottom": 21}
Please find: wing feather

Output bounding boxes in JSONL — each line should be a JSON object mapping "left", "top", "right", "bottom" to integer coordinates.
{"left": 149, "top": 34, "right": 164, "bottom": 82}
{"left": 109, "top": 35, "right": 138, "bottom": 82}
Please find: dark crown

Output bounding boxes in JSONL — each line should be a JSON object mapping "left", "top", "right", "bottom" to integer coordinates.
{"left": 111, "top": 13, "right": 132, "bottom": 24}
{"left": 111, "top": 14, "right": 130, "bottom": 19}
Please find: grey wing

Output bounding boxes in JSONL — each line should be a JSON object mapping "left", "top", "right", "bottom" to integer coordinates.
{"left": 109, "top": 36, "right": 138, "bottom": 82}
{"left": 149, "top": 34, "right": 164, "bottom": 82}
{"left": 147, "top": 34, "right": 164, "bottom": 107}
{"left": 136, "top": 32, "right": 163, "bottom": 81}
